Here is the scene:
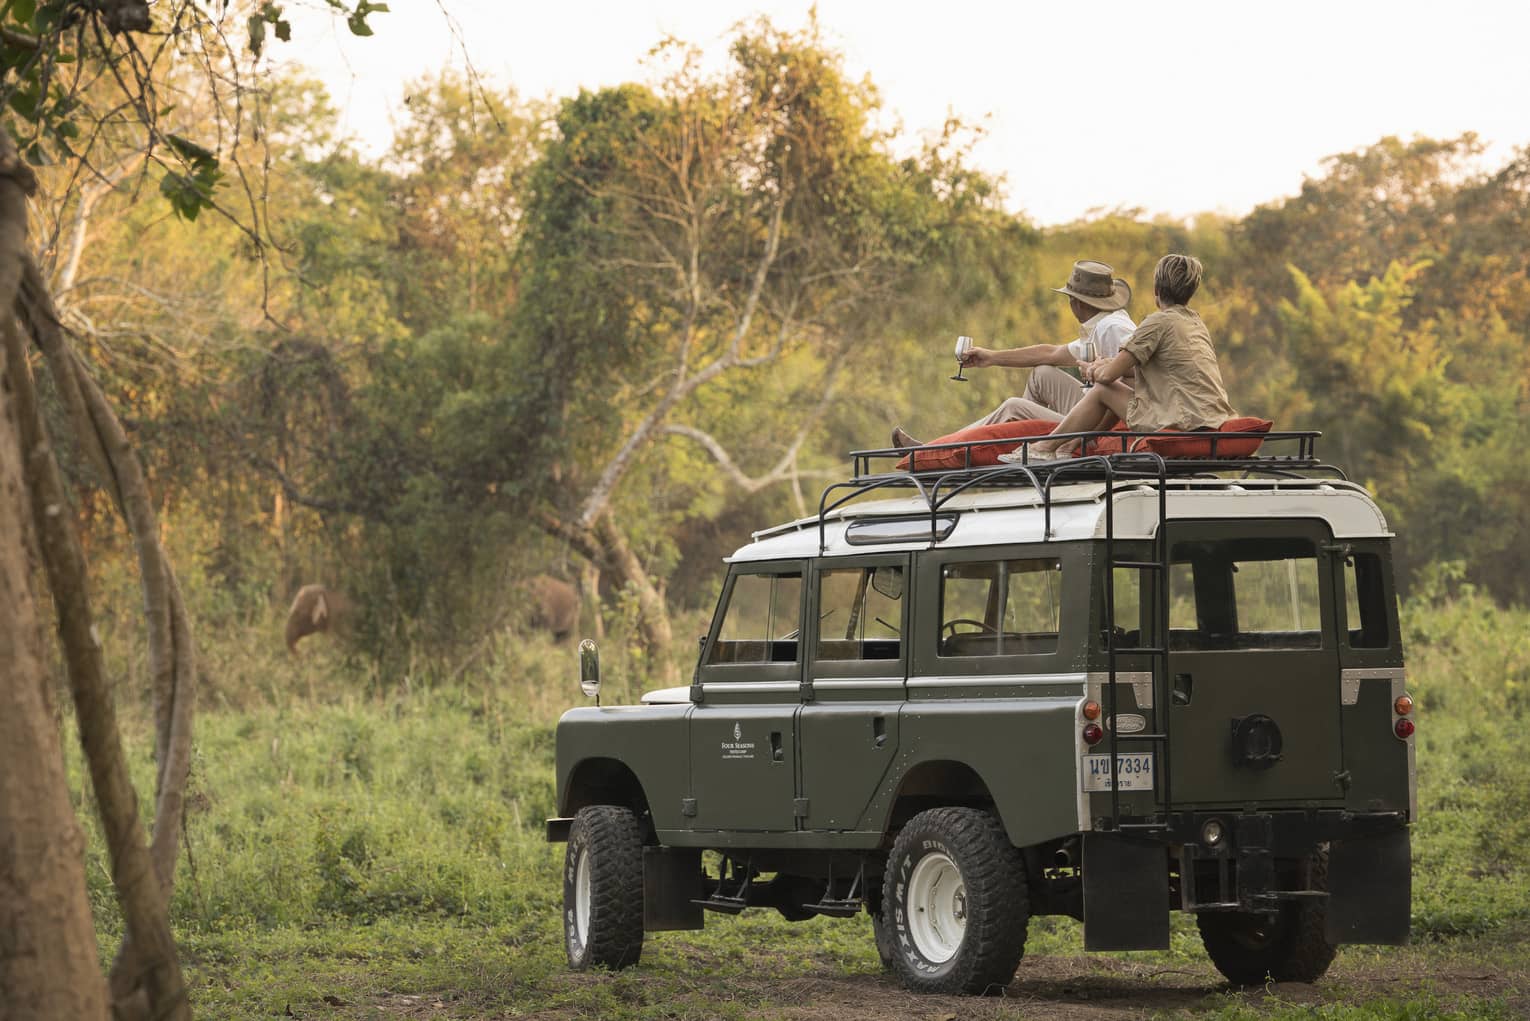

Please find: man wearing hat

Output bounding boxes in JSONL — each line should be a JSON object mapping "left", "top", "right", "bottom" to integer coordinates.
{"left": 892, "top": 260, "right": 1136, "bottom": 448}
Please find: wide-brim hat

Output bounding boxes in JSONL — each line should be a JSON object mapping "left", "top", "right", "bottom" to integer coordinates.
{"left": 1053, "top": 260, "right": 1131, "bottom": 311}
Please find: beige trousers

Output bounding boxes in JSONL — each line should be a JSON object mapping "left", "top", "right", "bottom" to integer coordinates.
{"left": 966, "top": 364, "right": 1084, "bottom": 428}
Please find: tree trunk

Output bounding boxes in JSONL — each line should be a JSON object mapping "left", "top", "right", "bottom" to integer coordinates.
{"left": 1, "top": 121, "right": 190, "bottom": 1021}
{"left": 0, "top": 338, "right": 111, "bottom": 1021}
{"left": 579, "top": 559, "right": 605, "bottom": 641}
{"left": 538, "top": 509, "right": 676, "bottom": 684}
{"left": 593, "top": 512, "right": 676, "bottom": 684}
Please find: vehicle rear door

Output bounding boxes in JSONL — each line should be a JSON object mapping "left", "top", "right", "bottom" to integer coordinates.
{"left": 1165, "top": 520, "right": 1345, "bottom": 805}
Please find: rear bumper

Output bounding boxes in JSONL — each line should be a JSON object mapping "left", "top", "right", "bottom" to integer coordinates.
{"left": 1085, "top": 810, "right": 1411, "bottom": 948}
{"left": 1162, "top": 808, "right": 1406, "bottom": 857}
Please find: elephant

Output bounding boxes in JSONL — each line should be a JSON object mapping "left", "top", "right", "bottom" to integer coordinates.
{"left": 523, "top": 574, "right": 579, "bottom": 642}
{"left": 285, "top": 584, "right": 350, "bottom": 654}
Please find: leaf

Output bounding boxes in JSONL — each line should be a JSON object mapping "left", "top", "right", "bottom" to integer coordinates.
{"left": 274, "top": 18, "right": 291, "bottom": 42}
{"left": 7, "top": 84, "right": 38, "bottom": 119}
{"left": 247, "top": 13, "right": 265, "bottom": 57}
{"left": 346, "top": 1, "right": 387, "bottom": 36}
{"left": 12, "top": 0, "right": 36, "bottom": 26}
{"left": 165, "top": 133, "right": 216, "bottom": 167}
{"left": 160, "top": 172, "right": 206, "bottom": 221}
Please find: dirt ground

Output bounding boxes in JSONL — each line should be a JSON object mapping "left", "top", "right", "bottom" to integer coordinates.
{"left": 361, "top": 941, "right": 1529, "bottom": 1020}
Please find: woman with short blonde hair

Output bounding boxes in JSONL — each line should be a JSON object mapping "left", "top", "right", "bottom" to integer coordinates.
{"left": 1003, "top": 253, "right": 1235, "bottom": 461}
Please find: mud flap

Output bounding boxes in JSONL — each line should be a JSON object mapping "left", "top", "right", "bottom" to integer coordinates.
{"left": 1082, "top": 832, "right": 1170, "bottom": 950}
{"left": 1326, "top": 828, "right": 1410, "bottom": 944}
{"left": 643, "top": 846, "right": 704, "bottom": 931}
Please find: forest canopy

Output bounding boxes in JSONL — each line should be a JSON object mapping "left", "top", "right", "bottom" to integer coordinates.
{"left": 36, "top": 21, "right": 1530, "bottom": 673}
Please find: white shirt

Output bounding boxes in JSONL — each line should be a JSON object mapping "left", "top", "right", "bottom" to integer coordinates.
{"left": 1066, "top": 309, "right": 1136, "bottom": 362}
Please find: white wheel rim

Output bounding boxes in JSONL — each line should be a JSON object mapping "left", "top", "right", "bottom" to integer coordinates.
{"left": 574, "top": 846, "right": 592, "bottom": 946}
{"left": 908, "top": 851, "right": 967, "bottom": 963}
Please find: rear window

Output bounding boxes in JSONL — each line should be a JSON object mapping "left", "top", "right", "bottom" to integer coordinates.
{"left": 1342, "top": 553, "right": 1391, "bottom": 649}
{"left": 939, "top": 558, "right": 1061, "bottom": 657}
{"left": 1169, "top": 537, "right": 1323, "bottom": 651}
{"left": 815, "top": 565, "right": 904, "bottom": 662}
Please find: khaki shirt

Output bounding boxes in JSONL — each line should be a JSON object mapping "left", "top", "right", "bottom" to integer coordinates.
{"left": 1121, "top": 305, "right": 1236, "bottom": 432}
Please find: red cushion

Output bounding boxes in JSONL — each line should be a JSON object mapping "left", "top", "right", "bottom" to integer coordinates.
{"left": 1084, "top": 417, "right": 1274, "bottom": 457}
{"left": 897, "top": 419, "right": 1056, "bottom": 471}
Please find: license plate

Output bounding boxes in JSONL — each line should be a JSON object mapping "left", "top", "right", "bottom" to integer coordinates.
{"left": 1081, "top": 753, "right": 1155, "bottom": 792}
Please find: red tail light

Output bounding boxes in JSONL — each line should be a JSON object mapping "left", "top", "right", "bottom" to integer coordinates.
{"left": 1394, "top": 718, "right": 1415, "bottom": 739}
{"left": 1083, "top": 723, "right": 1103, "bottom": 746}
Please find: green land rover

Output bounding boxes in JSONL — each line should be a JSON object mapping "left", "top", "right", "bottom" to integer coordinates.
{"left": 546, "top": 432, "right": 1415, "bottom": 994}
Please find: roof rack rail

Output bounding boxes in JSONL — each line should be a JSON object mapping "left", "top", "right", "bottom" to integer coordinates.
{"left": 817, "top": 428, "right": 1342, "bottom": 554}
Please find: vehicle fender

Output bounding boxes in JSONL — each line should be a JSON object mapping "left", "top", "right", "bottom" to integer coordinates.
{"left": 873, "top": 697, "right": 1082, "bottom": 847}
{"left": 555, "top": 704, "right": 692, "bottom": 833}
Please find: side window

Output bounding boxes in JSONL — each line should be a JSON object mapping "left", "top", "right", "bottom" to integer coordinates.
{"left": 1111, "top": 566, "right": 1145, "bottom": 644}
{"left": 940, "top": 559, "right": 1061, "bottom": 657}
{"left": 708, "top": 572, "right": 802, "bottom": 665}
{"left": 1169, "top": 538, "right": 1322, "bottom": 651}
{"left": 815, "top": 565, "right": 904, "bottom": 662}
{"left": 1343, "top": 553, "right": 1391, "bottom": 649}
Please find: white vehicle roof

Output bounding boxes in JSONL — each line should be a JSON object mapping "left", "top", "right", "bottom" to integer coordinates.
{"left": 728, "top": 477, "right": 1390, "bottom": 563}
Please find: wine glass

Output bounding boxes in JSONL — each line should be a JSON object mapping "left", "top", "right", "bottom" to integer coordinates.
{"left": 951, "top": 335, "right": 973, "bottom": 382}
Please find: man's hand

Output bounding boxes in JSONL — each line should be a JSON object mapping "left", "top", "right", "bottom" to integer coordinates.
{"left": 1084, "top": 351, "right": 1136, "bottom": 387}
{"left": 960, "top": 346, "right": 997, "bottom": 369}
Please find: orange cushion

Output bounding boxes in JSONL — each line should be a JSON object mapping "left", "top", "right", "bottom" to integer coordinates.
{"left": 897, "top": 419, "right": 1057, "bottom": 471}
{"left": 1084, "top": 417, "right": 1274, "bottom": 457}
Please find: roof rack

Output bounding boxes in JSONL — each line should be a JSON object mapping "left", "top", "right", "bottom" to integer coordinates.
{"left": 817, "top": 428, "right": 1341, "bottom": 555}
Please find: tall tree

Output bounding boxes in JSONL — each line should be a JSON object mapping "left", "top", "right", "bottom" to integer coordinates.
{"left": 510, "top": 20, "right": 995, "bottom": 677}
{"left": 0, "top": 1, "right": 388, "bottom": 1015}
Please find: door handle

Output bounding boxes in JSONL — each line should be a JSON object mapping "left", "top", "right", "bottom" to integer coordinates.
{"left": 1173, "top": 672, "right": 1194, "bottom": 706}
{"left": 770, "top": 731, "right": 784, "bottom": 762}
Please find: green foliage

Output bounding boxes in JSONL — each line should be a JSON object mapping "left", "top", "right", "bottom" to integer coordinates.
{"left": 246, "top": 3, "right": 292, "bottom": 59}
{"left": 1401, "top": 571, "right": 1530, "bottom": 937}
{"left": 158, "top": 133, "right": 223, "bottom": 221}
{"left": 31, "top": 14, "right": 1530, "bottom": 654}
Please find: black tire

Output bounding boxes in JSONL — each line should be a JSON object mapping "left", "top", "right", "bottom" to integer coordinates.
{"left": 564, "top": 805, "right": 645, "bottom": 970}
{"left": 870, "top": 911, "right": 898, "bottom": 972}
{"left": 880, "top": 807, "right": 1029, "bottom": 994}
{"left": 1198, "top": 849, "right": 1336, "bottom": 986}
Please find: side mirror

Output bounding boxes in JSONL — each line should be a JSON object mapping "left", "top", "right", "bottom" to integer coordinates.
{"left": 578, "top": 639, "right": 601, "bottom": 699}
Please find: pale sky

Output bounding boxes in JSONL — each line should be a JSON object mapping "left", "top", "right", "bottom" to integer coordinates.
{"left": 278, "top": 0, "right": 1530, "bottom": 226}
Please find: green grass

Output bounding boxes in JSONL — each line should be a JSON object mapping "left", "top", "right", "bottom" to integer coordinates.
{"left": 62, "top": 587, "right": 1530, "bottom": 1018}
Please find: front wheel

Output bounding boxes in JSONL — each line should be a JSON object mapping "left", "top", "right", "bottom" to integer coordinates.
{"left": 881, "top": 807, "right": 1029, "bottom": 994}
{"left": 1198, "top": 849, "right": 1336, "bottom": 985}
{"left": 564, "top": 805, "right": 645, "bottom": 970}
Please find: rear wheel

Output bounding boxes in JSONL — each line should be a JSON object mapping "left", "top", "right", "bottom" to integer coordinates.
{"left": 881, "top": 807, "right": 1029, "bottom": 994}
{"left": 564, "top": 806, "right": 644, "bottom": 970}
{"left": 1198, "top": 849, "right": 1336, "bottom": 985}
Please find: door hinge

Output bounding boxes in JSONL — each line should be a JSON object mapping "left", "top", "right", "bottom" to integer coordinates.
{"left": 793, "top": 798, "right": 810, "bottom": 818}
{"left": 681, "top": 798, "right": 697, "bottom": 818}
